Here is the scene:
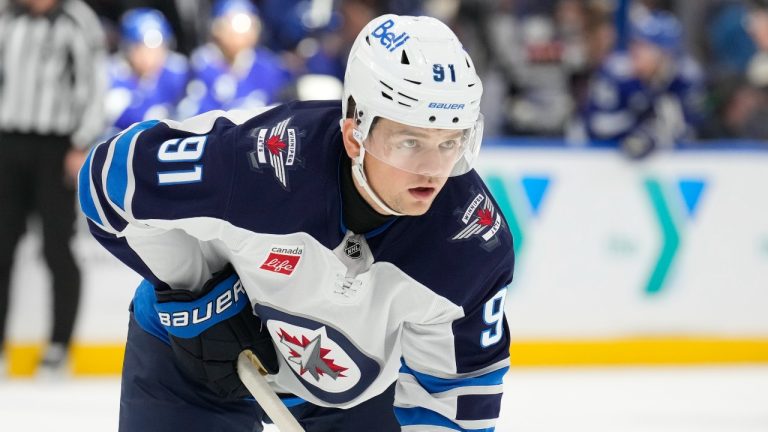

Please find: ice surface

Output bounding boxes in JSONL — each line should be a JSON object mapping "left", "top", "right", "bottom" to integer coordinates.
{"left": 1, "top": 367, "right": 766, "bottom": 431}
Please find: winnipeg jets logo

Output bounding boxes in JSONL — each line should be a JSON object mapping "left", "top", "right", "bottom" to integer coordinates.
{"left": 248, "top": 117, "right": 302, "bottom": 190}
{"left": 277, "top": 328, "right": 348, "bottom": 381}
{"left": 267, "top": 322, "right": 362, "bottom": 394}
{"left": 261, "top": 314, "right": 375, "bottom": 401}
{"left": 451, "top": 192, "right": 504, "bottom": 251}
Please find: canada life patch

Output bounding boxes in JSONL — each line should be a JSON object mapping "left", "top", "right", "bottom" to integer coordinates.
{"left": 266, "top": 320, "right": 361, "bottom": 394}
{"left": 451, "top": 191, "right": 504, "bottom": 251}
{"left": 248, "top": 117, "right": 302, "bottom": 190}
{"left": 260, "top": 245, "right": 304, "bottom": 276}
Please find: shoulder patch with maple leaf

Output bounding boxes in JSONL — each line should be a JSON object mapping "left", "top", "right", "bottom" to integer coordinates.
{"left": 248, "top": 117, "right": 303, "bottom": 190}
{"left": 450, "top": 190, "right": 505, "bottom": 251}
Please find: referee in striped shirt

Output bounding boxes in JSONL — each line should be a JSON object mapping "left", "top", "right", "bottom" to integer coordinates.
{"left": 0, "top": 0, "right": 106, "bottom": 375}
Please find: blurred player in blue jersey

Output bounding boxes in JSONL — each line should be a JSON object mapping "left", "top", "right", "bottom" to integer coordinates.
{"left": 584, "top": 11, "right": 705, "bottom": 158}
{"left": 105, "top": 8, "right": 189, "bottom": 134}
{"left": 79, "top": 13, "right": 513, "bottom": 432}
{"left": 178, "top": 0, "right": 292, "bottom": 118}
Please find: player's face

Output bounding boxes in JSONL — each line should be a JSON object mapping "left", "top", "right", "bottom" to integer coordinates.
{"left": 630, "top": 40, "right": 667, "bottom": 81}
{"left": 344, "top": 118, "right": 460, "bottom": 216}
{"left": 749, "top": 9, "right": 768, "bottom": 51}
{"left": 127, "top": 44, "right": 167, "bottom": 78}
{"left": 212, "top": 13, "right": 260, "bottom": 59}
{"left": 23, "top": 0, "right": 58, "bottom": 14}
{"left": 364, "top": 119, "right": 467, "bottom": 178}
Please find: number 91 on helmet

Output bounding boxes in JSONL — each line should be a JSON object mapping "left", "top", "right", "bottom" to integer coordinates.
{"left": 343, "top": 14, "right": 484, "bottom": 178}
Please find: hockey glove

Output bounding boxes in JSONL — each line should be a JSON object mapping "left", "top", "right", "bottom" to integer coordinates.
{"left": 154, "top": 265, "right": 279, "bottom": 399}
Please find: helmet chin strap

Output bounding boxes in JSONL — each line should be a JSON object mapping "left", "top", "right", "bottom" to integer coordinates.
{"left": 351, "top": 146, "right": 405, "bottom": 217}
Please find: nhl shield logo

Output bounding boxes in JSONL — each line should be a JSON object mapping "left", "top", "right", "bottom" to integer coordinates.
{"left": 344, "top": 237, "right": 362, "bottom": 259}
{"left": 450, "top": 191, "right": 504, "bottom": 251}
{"left": 248, "top": 117, "right": 302, "bottom": 190}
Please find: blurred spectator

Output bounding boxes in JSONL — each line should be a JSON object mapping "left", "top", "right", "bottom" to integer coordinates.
{"left": 565, "top": 1, "right": 616, "bottom": 116}
{"left": 746, "top": 0, "right": 768, "bottom": 87}
{"left": 581, "top": 11, "right": 705, "bottom": 158}
{"left": 500, "top": 10, "right": 573, "bottom": 136}
{"left": 449, "top": 1, "right": 568, "bottom": 136}
{"left": 452, "top": 0, "right": 609, "bottom": 137}
{"left": 299, "top": 0, "right": 377, "bottom": 81}
{"left": 0, "top": 0, "right": 106, "bottom": 376}
{"left": 177, "top": 0, "right": 292, "bottom": 117}
{"left": 704, "top": 0, "right": 768, "bottom": 140}
{"left": 735, "top": 0, "right": 768, "bottom": 141}
{"left": 705, "top": 1, "right": 756, "bottom": 77}
{"left": 105, "top": 8, "right": 188, "bottom": 133}
{"left": 122, "top": 0, "right": 214, "bottom": 56}
{"left": 719, "top": 80, "right": 768, "bottom": 139}
{"left": 259, "top": 0, "right": 331, "bottom": 52}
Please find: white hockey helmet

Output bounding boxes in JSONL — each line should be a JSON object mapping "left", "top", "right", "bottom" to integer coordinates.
{"left": 343, "top": 14, "right": 484, "bottom": 178}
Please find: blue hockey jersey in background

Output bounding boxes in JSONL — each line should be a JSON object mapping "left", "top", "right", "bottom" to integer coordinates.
{"left": 584, "top": 52, "right": 705, "bottom": 146}
{"left": 105, "top": 52, "right": 189, "bottom": 133}
{"left": 78, "top": 101, "right": 513, "bottom": 430}
{"left": 178, "top": 43, "right": 292, "bottom": 118}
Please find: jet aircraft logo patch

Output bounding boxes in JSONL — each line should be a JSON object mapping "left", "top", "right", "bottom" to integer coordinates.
{"left": 248, "top": 117, "right": 302, "bottom": 190}
{"left": 451, "top": 192, "right": 504, "bottom": 251}
{"left": 267, "top": 321, "right": 362, "bottom": 394}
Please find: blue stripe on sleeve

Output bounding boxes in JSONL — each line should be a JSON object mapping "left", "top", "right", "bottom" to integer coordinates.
{"left": 89, "top": 144, "right": 129, "bottom": 232}
{"left": 456, "top": 393, "right": 503, "bottom": 421}
{"left": 78, "top": 145, "right": 102, "bottom": 225}
{"left": 394, "top": 407, "right": 494, "bottom": 432}
{"left": 399, "top": 360, "right": 508, "bottom": 394}
{"left": 106, "top": 120, "right": 159, "bottom": 211}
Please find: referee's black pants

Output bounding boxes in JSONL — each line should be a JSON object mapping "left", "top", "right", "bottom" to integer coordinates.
{"left": 0, "top": 132, "right": 81, "bottom": 353}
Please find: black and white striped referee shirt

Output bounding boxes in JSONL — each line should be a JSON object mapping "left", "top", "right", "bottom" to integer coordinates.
{"left": 0, "top": 0, "right": 106, "bottom": 149}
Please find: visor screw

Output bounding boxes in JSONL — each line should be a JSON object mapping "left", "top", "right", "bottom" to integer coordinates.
{"left": 356, "top": 119, "right": 361, "bottom": 125}
{"left": 358, "top": 110, "right": 364, "bottom": 117}
{"left": 452, "top": 117, "right": 459, "bottom": 123}
{"left": 429, "top": 115, "right": 436, "bottom": 122}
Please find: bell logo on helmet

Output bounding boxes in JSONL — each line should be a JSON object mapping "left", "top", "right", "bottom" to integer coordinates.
{"left": 344, "top": 14, "right": 485, "bottom": 178}
{"left": 371, "top": 19, "right": 410, "bottom": 52}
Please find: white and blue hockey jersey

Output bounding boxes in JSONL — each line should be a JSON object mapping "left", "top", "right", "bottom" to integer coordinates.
{"left": 78, "top": 100, "right": 514, "bottom": 431}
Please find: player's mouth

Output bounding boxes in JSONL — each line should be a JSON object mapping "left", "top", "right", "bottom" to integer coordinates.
{"left": 408, "top": 187, "right": 436, "bottom": 200}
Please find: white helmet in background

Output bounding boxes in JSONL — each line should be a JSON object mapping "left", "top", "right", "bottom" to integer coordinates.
{"left": 343, "top": 14, "right": 484, "bottom": 215}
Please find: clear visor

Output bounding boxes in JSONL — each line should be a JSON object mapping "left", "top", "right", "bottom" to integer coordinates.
{"left": 361, "top": 114, "right": 484, "bottom": 178}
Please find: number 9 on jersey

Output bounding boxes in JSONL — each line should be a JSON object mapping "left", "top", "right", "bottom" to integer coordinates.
{"left": 481, "top": 287, "right": 508, "bottom": 348}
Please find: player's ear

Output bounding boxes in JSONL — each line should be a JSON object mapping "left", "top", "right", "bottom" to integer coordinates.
{"left": 341, "top": 118, "right": 361, "bottom": 159}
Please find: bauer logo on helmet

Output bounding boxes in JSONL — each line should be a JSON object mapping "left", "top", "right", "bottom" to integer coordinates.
{"left": 428, "top": 102, "right": 466, "bottom": 110}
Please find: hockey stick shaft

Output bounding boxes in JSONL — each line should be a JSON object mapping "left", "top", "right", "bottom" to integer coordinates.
{"left": 237, "top": 351, "right": 305, "bottom": 432}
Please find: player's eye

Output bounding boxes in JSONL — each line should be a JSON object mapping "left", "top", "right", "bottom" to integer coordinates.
{"left": 398, "top": 139, "right": 419, "bottom": 150}
{"left": 439, "top": 140, "right": 458, "bottom": 150}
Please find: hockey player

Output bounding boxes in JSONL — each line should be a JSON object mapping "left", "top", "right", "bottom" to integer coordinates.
{"left": 583, "top": 11, "right": 705, "bottom": 158}
{"left": 177, "top": 0, "right": 292, "bottom": 118}
{"left": 106, "top": 8, "right": 189, "bottom": 134}
{"left": 79, "top": 14, "right": 513, "bottom": 432}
